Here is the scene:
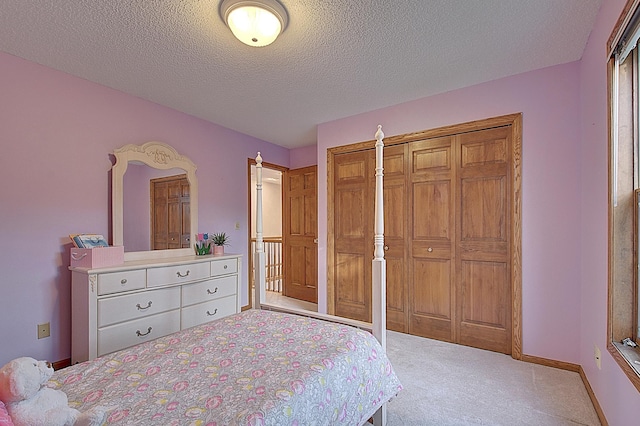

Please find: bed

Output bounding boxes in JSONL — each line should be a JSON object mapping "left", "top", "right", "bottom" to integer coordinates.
{"left": 49, "top": 125, "right": 399, "bottom": 425}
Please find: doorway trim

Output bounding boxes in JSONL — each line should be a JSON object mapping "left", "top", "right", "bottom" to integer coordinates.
{"left": 326, "top": 113, "right": 522, "bottom": 359}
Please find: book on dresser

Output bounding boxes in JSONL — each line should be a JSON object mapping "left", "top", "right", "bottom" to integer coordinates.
{"left": 69, "top": 253, "right": 242, "bottom": 364}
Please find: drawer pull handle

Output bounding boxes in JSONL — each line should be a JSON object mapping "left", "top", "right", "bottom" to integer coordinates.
{"left": 207, "top": 309, "right": 218, "bottom": 316}
{"left": 224, "top": 265, "right": 228, "bottom": 269}
{"left": 176, "top": 270, "right": 190, "bottom": 278}
{"left": 427, "top": 247, "right": 433, "bottom": 252}
{"left": 120, "top": 279, "right": 128, "bottom": 285}
{"left": 136, "top": 327, "right": 152, "bottom": 337}
{"left": 136, "top": 301, "right": 152, "bottom": 310}
{"left": 207, "top": 287, "right": 218, "bottom": 295}
{"left": 71, "top": 252, "right": 87, "bottom": 260}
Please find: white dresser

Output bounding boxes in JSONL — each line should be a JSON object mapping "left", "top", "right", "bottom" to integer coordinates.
{"left": 70, "top": 254, "right": 242, "bottom": 363}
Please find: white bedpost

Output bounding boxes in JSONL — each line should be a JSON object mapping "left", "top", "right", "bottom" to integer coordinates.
{"left": 372, "top": 125, "right": 386, "bottom": 349}
{"left": 254, "top": 152, "right": 266, "bottom": 308}
{"left": 372, "top": 125, "right": 387, "bottom": 426}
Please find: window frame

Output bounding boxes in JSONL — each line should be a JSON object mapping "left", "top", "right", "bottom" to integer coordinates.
{"left": 608, "top": 0, "right": 640, "bottom": 392}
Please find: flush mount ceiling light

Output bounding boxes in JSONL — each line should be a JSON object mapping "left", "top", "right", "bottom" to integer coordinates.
{"left": 221, "top": 0, "right": 288, "bottom": 47}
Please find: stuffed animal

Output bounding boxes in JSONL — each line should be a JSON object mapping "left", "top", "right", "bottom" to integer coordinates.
{"left": 0, "top": 357, "right": 105, "bottom": 426}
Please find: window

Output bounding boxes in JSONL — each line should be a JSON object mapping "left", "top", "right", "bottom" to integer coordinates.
{"left": 608, "top": 0, "right": 640, "bottom": 391}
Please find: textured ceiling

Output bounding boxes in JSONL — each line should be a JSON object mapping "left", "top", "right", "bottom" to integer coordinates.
{"left": 0, "top": 0, "right": 601, "bottom": 148}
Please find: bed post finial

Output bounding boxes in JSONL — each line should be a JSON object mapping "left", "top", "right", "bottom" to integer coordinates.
{"left": 375, "top": 124, "right": 384, "bottom": 142}
{"left": 255, "top": 152, "right": 266, "bottom": 308}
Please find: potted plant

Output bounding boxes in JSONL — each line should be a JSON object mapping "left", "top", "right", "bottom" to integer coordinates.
{"left": 211, "top": 232, "right": 230, "bottom": 255}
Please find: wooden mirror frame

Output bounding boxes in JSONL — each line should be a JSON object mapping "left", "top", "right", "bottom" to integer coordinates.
{"left": 112, "top": 141, "right": 198, "bottom": 261}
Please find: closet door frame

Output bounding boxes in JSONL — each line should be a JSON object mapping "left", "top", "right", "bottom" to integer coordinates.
{"left": 327, "top": 113, "right": 523, "bottom": 359}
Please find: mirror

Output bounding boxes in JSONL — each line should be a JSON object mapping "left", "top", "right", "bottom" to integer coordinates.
{"left": 112, "top": 141, "right": 198, "bottom": 261}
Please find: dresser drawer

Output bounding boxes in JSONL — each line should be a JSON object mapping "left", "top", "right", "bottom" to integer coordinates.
{"left": 147, "top": 262, "right": 210, "bottom": 288}
{"left": 97, "top": 270, "right": 146, "bottom": 296}
{"left": 97, "top": 286, "right": 180, "bottom": 327}
{"left": 97, "top": 309, "right": 180, "bottom": 357}
{"left": 181, "top": 295, "right": 237, "bottom": 329}
{"left": 211, "top": 258, "right": 237, "bottom": 277}
{"left": 181, "top": 275, "right": 237, "bottom": 307}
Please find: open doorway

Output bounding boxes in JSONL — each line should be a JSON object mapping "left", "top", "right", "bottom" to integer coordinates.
{"left": 247, "top": 160, "right": 318, "bottom": 312}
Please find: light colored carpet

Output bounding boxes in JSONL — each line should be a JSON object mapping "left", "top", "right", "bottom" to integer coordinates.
{"left": 264, "top": 292, "right": 600, "bottom": 425}
{"left": 386, "top": 331, "right": 600, "bottom": 425}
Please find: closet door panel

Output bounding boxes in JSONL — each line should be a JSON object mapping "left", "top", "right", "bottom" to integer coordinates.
{"left": 382, "top": 144, "right": 409, "bottom": 332}
{"left": 456, "top": 127, "right": 512, "bottom": 354}
{"left": 336, "top": 188, "right": 366, "bottom": 237}
{"left": 334, "top": 152, "right": 372, "bottom": 322}
{"left": 460, "top": 177, "right": 506, "bottom": 241}
{"left": 384, "top": 181, "right": 407, "bottom": 332}
{"left": 385, "top": 256, "right": 406, "bottom": 331}
{"left": 409, "top": 137, "right": 455, "bottom": 341}
{"left": 413, "top": 181, "right": 451, "bottom": 240}
{"left": 335, "top": 253, "right": 368, "bottom": 321}
{"left": 459, "top": 260, "right": 509, "bottom": 353}
{"left": 409, "top": 258, "right": 452, "bottom": 341}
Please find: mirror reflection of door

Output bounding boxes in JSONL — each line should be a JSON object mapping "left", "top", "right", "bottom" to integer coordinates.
{"left": 150, "top": 174, "right": 190, "bottom": 250}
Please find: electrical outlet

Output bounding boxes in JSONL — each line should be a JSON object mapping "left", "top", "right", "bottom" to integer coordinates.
{"left": 594, "top": 344, "right": 601, "bottom": 370}
{"left": 37, "top": 322, "right": 50, "bottom": 339}
{"left": 235, "top": 222, "right": 241, "bottom": 230}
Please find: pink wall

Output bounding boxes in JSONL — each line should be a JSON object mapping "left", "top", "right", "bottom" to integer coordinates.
{"left": 579, "top": 0, "right": 640, "bottom": 423}
{"left": 0, "top": 52, "right": 289, "bottom": 366}
{"left": 289, "top": 144, "right": 317, "bottom": 169}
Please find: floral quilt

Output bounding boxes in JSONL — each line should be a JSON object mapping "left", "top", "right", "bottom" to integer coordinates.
{"left": 49, "top": 309, "right": 402, "bottom": 425}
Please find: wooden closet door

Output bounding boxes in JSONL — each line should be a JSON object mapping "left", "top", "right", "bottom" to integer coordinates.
{"left": 409, "top": 137, "right": 456, "bottom": 341}
{"left": 382, "top": 144, "right": 409, "bottom": 332}
{"left": 456, "top": 127, "right": 512, "bottom": 354}
{"left": 329, "top": 115, "right": 520, "bottom": 356}
{"left": 333, "top": 146, "right": 409, "bottom": 328}
{"left": 334, "top": 151, "right": 373, "bottom": 322}
{"left": 408, "top": 128, "right": 512, "bottom": 353}
{"left": 283, "top": 166, "right": 318, "bottom": 303}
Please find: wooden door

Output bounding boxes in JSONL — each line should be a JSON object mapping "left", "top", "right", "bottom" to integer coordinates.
{"left": 409, "top": 136, "right": 456, "bottom": 341}
{"left": 334, "top": 151, "right": 373, "bottom": 322}
{"left": 333, "top": 146, "right": 409, "bottom": 330}
{"left": 408, "top": 127, "right": 512, "bottom": 354}
{"left": 330, "top": 120, "right": 517, "bottom": 355}
{"left": 151, "top": 175, "right": 190, "bottom": 250}
{"left": 283, "top": 166, "right": 318, "bottom": 303}
{"left": 382, "top": 144, "right": 409, "bottom": 332}
{"left": 456, "top": 127, "right": 512, "bottom": 354}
